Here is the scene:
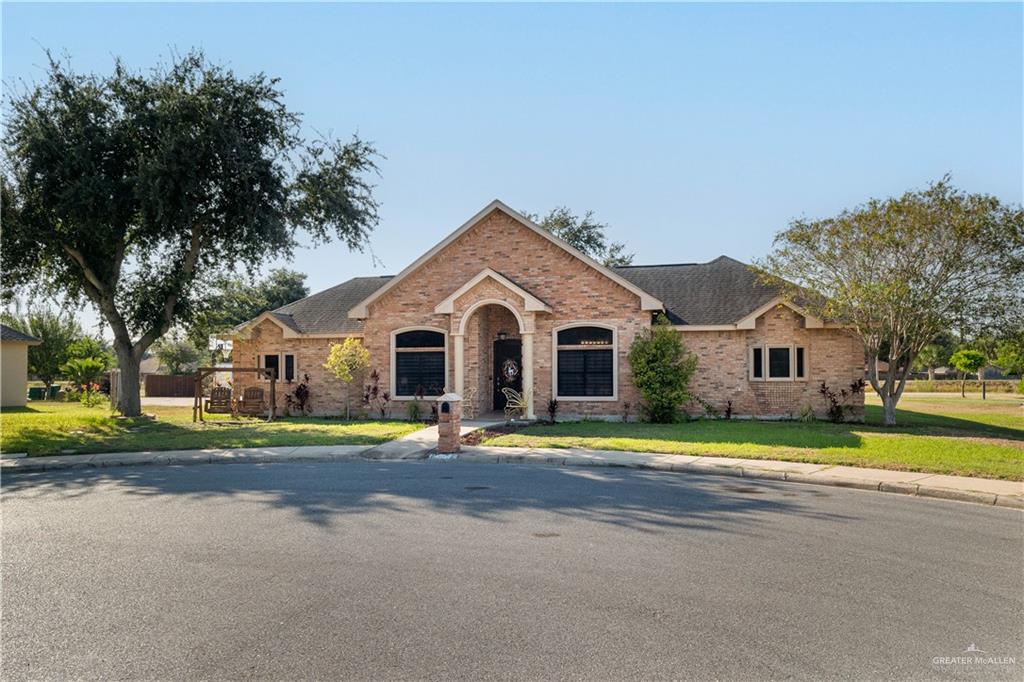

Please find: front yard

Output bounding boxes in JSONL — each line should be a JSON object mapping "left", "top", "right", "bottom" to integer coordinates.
{"left": 481, "top": 393, "right": 1024, "bottom": 480}
{"left": 0, "top": 403, "right": 422, "bottom": 457}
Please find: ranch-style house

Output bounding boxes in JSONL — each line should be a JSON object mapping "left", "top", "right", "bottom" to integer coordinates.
{"left": 231, "top": 201, "right": 864, "bottom": 420}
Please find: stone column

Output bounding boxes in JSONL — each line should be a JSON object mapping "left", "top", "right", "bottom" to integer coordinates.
{"left": 452, "top": 333, "right": 464, "bottom": 396}
{"left": 521, "top": 331, "right": 535, "bottom": 419}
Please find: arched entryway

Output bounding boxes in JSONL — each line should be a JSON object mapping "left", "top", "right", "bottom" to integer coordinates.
{"left": 453, "top": 299, "right": 534, "bottom": 419}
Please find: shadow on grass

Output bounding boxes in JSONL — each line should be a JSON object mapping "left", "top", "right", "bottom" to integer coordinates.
{"left": 503, "top": 406, "right": 1022, "bottom": 449}
{"left": 1, "top": 460, "right": 852, "bottom": 532}
{"left": 3, "top": 416, "right": 414, "bottom": 457}
{"left": 863, "top": 405, "right": 1023, "bottom": 441}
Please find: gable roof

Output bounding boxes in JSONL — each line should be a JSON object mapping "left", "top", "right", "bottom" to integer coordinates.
{"left": 614, "top": 256, "right": 784, "bottom": 326}
{"left": 434, "top": 268, "right": 552, "bottom": 314}
{"left": 233, "top": 276, "right": 392, "bottom": 337}
{"left": 348, "top": 200, "right": 662, "bottom": 318}
{"left": 0, "top": 323, "right": 41, "bottom": 344}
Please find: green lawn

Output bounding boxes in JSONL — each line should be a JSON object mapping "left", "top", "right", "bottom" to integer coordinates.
{"left": 0, "top": 403, "right": 422, "bottom": 456}
{"left": 482, "top": 394, "right": 1024, "bottom": 480}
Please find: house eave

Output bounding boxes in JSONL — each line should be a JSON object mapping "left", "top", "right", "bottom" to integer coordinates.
{"left": 349, "top": 199, "right": 662, "bottom": 319}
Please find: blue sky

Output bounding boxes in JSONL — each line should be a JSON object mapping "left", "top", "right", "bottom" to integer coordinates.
{"left": 3, "top": 2, "right": 1022, "bottom": 332}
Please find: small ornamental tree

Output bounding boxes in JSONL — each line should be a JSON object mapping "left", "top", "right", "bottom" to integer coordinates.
{"left": 949, "top": 348, "right": 986, "bottom": 397}
{"left": 67, "top": 336, "right": 116, "bottom": 370}
{"left": 324, "top": 338, "right": 370, "bottom": 419}
{"left": 61, "top": 356, "right": 106, "bottom": 391}
{"left": 627, "top": 314, "right": 698, "bottom": 423}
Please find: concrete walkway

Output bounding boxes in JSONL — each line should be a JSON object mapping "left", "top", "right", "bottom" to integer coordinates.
{"left": 2, "top": 421, "right": 1021, "bottom": 509}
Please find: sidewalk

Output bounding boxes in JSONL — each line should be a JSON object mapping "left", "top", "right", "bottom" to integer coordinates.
{"left": 3, "top": 424, "right": 1021, "bottom": 509}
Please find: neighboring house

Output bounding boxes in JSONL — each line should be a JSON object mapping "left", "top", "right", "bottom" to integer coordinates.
{"left": 139, "top": 355, "right": 161, "bottom": 379}
{"left": 232, "top": 201, "right": 864, "bottom": 420}
{"left": 1, "top": 324, "right": 41, "bottom": 408}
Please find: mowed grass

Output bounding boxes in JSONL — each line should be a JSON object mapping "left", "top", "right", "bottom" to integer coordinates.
{"left": 483, "top": 393, "right": 1024, "bottom": 480}
{"left": 0, "top": 403, "right": 422, "bottom": 457}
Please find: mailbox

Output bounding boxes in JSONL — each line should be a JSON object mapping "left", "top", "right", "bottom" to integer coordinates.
{"left": 436, "top": 392, "right": 462, "bottom": 453}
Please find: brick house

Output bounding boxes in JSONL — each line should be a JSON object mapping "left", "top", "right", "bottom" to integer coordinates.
{"left": 231, "top": 201, "right": 864, "bottom": 420}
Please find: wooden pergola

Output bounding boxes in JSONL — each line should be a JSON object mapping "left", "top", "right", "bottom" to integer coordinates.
{"left": 192, "top": 367, "right": 276, "bottom": 423}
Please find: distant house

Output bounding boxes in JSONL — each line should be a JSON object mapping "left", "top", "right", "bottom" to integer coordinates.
{"left": 1, "top": 324, "right": 41, "bottom": 407}
{"left": 139, "top": 355, "right": 161, "bottom": 378}
{"left": 231, "top": 201, "right": 864, "bottom": 420}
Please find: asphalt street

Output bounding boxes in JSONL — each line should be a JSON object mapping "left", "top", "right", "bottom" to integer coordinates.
{"left": 2, "top": 461, "right": 1022, "bottom": 680}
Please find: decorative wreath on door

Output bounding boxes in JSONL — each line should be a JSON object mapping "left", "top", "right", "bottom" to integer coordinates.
{"left": 501, "top": 358, "right": 519, "bottom": 382}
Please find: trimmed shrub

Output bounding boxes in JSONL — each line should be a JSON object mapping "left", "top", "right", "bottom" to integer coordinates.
{"left": 627, "top": 314, "right": 698, "bottom": 423}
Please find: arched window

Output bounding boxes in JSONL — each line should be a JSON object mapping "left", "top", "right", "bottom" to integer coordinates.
{"left": 392, "top": 329, "right": 447, "bottom": 398}
{"left": 553, "top": 325, "right": 616, "bottom": 399}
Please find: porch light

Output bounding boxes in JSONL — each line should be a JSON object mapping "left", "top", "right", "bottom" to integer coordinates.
{"left": 497, "top": 331, "right": 508, "bottom": 340}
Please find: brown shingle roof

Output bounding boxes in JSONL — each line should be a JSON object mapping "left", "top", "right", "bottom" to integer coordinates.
{"left": 244, "top": 257, "right": 782, "bottom": 334}
{"left": 613, "top": 256, "right": 780, "bottom": 325}
{"left": 270, "top": 276, "right": 393, "bottom": 334}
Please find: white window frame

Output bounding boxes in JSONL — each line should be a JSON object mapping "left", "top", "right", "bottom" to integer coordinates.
{"left": 390, "top": 326, "right": 449, "bottom": 400}
{"left": 551, "top": 322, "right": 618, "bottom": 402}
{"left": 258, "top": 352, "right": 298, "bottom": 382}
{"left": 749, "top": 344, "right": 807, "bottom": 382}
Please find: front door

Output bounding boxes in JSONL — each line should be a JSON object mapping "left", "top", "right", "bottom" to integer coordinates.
{"left": 493, "top": 339, "right": 522, "bottom": 411}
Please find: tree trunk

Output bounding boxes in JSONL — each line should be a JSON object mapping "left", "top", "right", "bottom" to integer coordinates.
{"left": 114, "top": 342, "right": 142, "bottom": 416}
{"left": 927, "top": 367, "right": 935, "bottom": 382}
{"left": 882, "top": 393, "right": 897, "bottom": 426}
{"left": 960, "top": 373, "right": 966, "bottom": 398}
{"left": 43, "top": 380, "right": 53, "bottom": 400}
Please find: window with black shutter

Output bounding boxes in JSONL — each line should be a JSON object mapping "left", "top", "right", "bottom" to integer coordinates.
{"left": 394, "top": 330, "right": 446, "bottom": 397}
{"left": 555, "top": 326, "right": 614, "bottom": 398}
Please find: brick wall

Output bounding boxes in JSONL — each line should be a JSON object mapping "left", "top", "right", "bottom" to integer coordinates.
{"left": 232, "top": 322, "right": 361, "bottom": 417}
{"left": 362, "top": 209, "right": 650, "bottom": 418}
{"left": 232, "top": 211, "right": 865, "bottom": 422}
{"left": 681, "top": 306, "right": 865, "bottom": 420}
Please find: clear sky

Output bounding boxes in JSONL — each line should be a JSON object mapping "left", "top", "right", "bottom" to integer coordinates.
{"left": 3, "top": 2, "right": 1022, "bottom": 333}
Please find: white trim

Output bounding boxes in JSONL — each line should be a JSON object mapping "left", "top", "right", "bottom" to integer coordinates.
{"left": 675, "top": 324, "right": 740, "bottom": 332}
{"left": 257, "top": 352, "right": 298, "bottom": 383}
{"left": 551, "top": 322, "right": 619, "bottom": 402}
{"left": 749, "top": 346, "right": 764, "bottom": 381}
{"left": 748, "top": 344, "right": 808, "bottom": 383}
{"left": 735, "top": 297, "right": 824, "bottom": 330}
{"left": 456, "top": 299, "right": 527, "bottom": 336}
{"left": 231, "top": 312, "right": 363, "bottom": 340}
{"left": 348, "top": 200, "right": 662, "bottom": 318}
{"left": 389, "top": 326, "right": 449, "bottom": 400}
{"left": 765, "top": 344, "right": 795, "bottom": 381}
{"left": 434, "top": 268, "right": 552, "bottom": 314}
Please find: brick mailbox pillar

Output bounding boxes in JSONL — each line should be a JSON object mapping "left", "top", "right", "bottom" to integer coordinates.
{"left": 436, "top": 392, "right": 462, "bottom": 453}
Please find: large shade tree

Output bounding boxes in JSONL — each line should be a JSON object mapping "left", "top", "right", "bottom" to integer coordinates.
{"left": 186, "top": 268, "right": 309, "bottom": 352}
{"left": 761, "top": 178, "right": 1023, "bottom": 425}
{"left": 525, "top": 207, "right": 634, "bottom": 266}
{"left": 2, "top": 52, "right": 380, "bottom": 416}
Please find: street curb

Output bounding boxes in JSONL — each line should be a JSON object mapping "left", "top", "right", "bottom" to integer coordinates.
{"left": 3, "top": 445, "right": 1021, "bottom": 510}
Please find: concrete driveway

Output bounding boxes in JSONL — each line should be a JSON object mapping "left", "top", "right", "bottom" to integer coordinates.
{"left": 2, "top": 461, "right": 1021, "bottom": 680}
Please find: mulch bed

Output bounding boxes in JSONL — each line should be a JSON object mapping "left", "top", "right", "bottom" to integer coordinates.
{"left": 460, "top": 423, "right": 531, "bottom": 446}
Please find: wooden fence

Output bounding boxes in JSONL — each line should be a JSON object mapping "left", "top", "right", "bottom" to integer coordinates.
{"left": 144, "top": 374, "right": 196, "bottom": 398}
